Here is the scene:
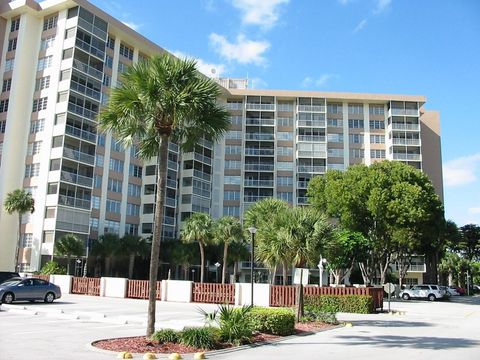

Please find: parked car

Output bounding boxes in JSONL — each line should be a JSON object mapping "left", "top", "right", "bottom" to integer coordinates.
{"left": 400, "top": 284, "right": 446, "bottom": 301}
{"left": 439, "top": 286, "right": 453, "bottom": 297}
{"left": 473, "top": 285, "right": 480, "bottom": 294}
{"left": 444, "top": 286, "right": 460, "bottom": 296}
{"left": 0, "top": 271, "right": 20, "bottom": 284}
{"left": 0, "top": 278, "right": 61, "bottom": 304}
{"left": 449, "top": 286, "right": 465, "bottom": 295}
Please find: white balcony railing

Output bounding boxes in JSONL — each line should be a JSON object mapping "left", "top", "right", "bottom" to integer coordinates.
{"left": 244, "top": 179, "right": 274, "bottom": 187}
{"left": 297, "top": 135, "right": 326, "bottom": 142}
{"left": 60, "top": 171, "right": 93, "bottom": 187}
{"left": 297, "top": 120, "right": 326, "bottom": 127}
{"left": 63, "top": 147, "right": 95, "bottom": 165}
{"left": 391, "top": 123, "right": 420, "bottom": 131}
{"left": 392, "top": 153, "right": 421, "bottom": 161}
{"left": 297, "top": 165, "right": 326, "bottom": 173}
{"left": 245, "top": 118, "right": 275, "bottom": 126}
{"left": 244, "top": 163, "right": 275, "bottom": 171}
{"left": 245, "top": 148, "right": 274, "bottom": 156}
{"left": 297, "top": 105, "right": 326, "bottom": 112}
{"left": 65, "top": 124, "right": 97, "bottom": 143}
{"left": 392, "top": 138, "right": 421, "bottom": 146}
{"left": 245, "top": 133, "right": 275, "bottom": 141}
{"left": 246, "top": 103, "right": 275, "bottom": 111}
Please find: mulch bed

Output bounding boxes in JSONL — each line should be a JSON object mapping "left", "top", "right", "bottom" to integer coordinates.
{"left": 92, "top": 323, "right": 335, "bottom": 354}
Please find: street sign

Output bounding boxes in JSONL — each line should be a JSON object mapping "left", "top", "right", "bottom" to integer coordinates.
{"left": 383, "top": 282, "right": 395, "bottom": 294}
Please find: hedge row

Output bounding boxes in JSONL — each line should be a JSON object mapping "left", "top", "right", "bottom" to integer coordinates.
{"left": 304, "top": 294, "right": 374, "bottom": 314}
{"left": 244, "top": 307, "right": 295, "bottom": 336}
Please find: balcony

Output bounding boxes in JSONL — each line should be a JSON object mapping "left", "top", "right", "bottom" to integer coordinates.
{"left": 68, "top": 103, "right": 98, "bottom": 120}
{"left": 75, "top": 37, "right": 105, "bottom": 60}
{"left": 65, "top": 124, "right": 97, "bottom": 143}
{"left": 391, "top": 263, "right": 426, "bottom": 273}
{"left": 245, "top": 133, "right": 275, "bottom": 141}
{"left": 226, "top": 103, "right": 243, "bottom": 110}
{"left": 168, "top": 160, "right": 178, "bottom": 171}
{"left": 297, "top": 120, "right": 326, "bottom": 127}
{"left": 244, "top": 164, "right": 274, "bottom": 171}
{"left": 297, "top": 150, "right": 327, "bottom": 158}
{"left": 58, "top": 194, "right": 91, "bottom": 210}
{"left": 70, "top": 80, "right": 101, "bottom": 101}
{"left": 297, "top": 196, "right": 309, "bottom": 204}
{"left": 392, "top": 153, "right": 421, "bottom": 161}
{"left": 244, "top": 195, "right": 272, "bottom": 203}
{"left": 63, "top": 147, "right": 95, "bottom": 165}
{"left": 194, "top": 153, "right": 212, "bottom": 165}
{"left": 72, "top": 59, "right": 103, "bottom": 81}
{"left": 297, "top": 105, "right": 326, "bottom": 112}
{"left": 277, "top": 104, "right": 294, "bottom": 112}
{"left": 60, "top": 171, "right": 93, "bottom": 188}
{"left": 389, "top": 108, "right": 419, "bottom": 117}
{"left": 246, "top": 103, "right": 275, "bottom": 111}
{"left": 297, "top": 135, "right": 326, "bottom": 142}
{"left": 244, "top": 179, "right": 274, "bottom": 187}
{"left": 77, "top": 17, "right": 107, "bottom": 40}
{"left": 391, "top": 123, "right": 420, "bottom": 131}
{"left": 245, "top": 118, "right": 275, "bottom": 126}
{"left": 297, "top": 180, "right": 309, "bottom": 188}
{"left": 163, "top": 216, "right": 175, "bottom": 225}
{"left": 297, "top": 165, "right": 326, "bottom": 173}
{"left": 167, "top": 179, "right": 177, "bottom": 189}
{"left": 165, "top": 197, "right": 176, "bottom": 207}
{"left": 392, "top": 138, "right": 421, "bottom": 146}
{"left": 245, "top": 148, "right": 274, "bottom": 156}
{"left": 193, "top": 169, "right": 211, "bottom": 182}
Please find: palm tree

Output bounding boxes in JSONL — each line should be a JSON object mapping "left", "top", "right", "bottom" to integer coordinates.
{"left": 4, "top": 189, "right": 35, "bottom": 271}
{"left": 213, "top": 216, "right": 244, "bottom": 283}
{"left": 170, "top": 242, "right": 198, "bottom": 280}
{"left": 55, "top": 234, "right": 85, "bottom": 275}
{"left": 90, "top": 233, "right": 120, "bottom": 276}
{"left": 117, "top": 235, "right": 149, "bottom": 279}
{"left": 180, "top": 212, "right": 214, "bottom": 283}
{"left": 98, "top": 54, "right": 229, "bottom": 336}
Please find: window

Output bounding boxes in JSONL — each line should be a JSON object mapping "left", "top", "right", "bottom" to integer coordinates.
{"left": 129, "top": 164, "right": 142, "bottom": 178}
{"left": 107, "top": 178, "right": 122, "bottom": 192}
{"left": 229, "top": 115, "right": 242, "bottom": 125}
{"left": 327, "top": 103, "right": 342, "bottom": 114}
{"left": 328, "top": 134, "right": 344, "bottom": 143}
{"left": 62, "top": 48, "right": 73, "bottom": 60}
{"left": 47, "top": 183, "right": 58, "bottom": 194}
{"left": 143, "top": 204, "right": 154, "bottom": 214}
{"left": 277, "top": 161, "right": 293, "bottom": 171}
{"left": 89, "top": 217, "right": 99, "bottom": 230}
{"left": 91, "top": 196, "right": 100, "bottom": 209}
{"left": 145, "top": 166, "right": 156, "bottom": 177}
{"left": 65, "top": 28, "right": 75, "bottom": 39}
{"left": 37, "top": 56, "right": 53, "bottom": 71}
{"left": 45, "top": 206, "right": 56, "bottom": 218}
{"left": 224, "top": 190, "right": 240, "bottom": 201}
{"left": 277, "top": 192, "right": 293, "bottom": 203}
{"left": 5, "top": 58, "right": 14, "bottom": 72}
{"left": 35, "top": 76, "right": 50, "bottom": 91}
{"left": 128, "top": 183, "right": 141, "bottom": 197}
{"left": 32, "top": 98, "right": 47, "bottom": 112}
{"left": 106, "top": 199, "right": 121, "bottom": 213}
{"left": 0, "top": 99, "right": 9, "bottom": 113}
{"left": 349, "top": 134, "right": 364, "bottom": 144}
{"left": 43, "top": 15, "right": 58, "bottom": 31}
{"left": 225, "top": 160, "right": 241, "bottom": 169}
{"left": 57, "top": 91, "right": 68, "bottom": 103}
{"left": 350, "top": 149, "right": 364, "bottom": 158}
{"left": 348, "top": 119, "right": 364, "bottom": 129}
{"left": 224, "top": 176, "right": 241, "bottom": 185}
{"left": 223, "top": 206, "right": 240, "bottom": 217}
{"left": 328, "top": 148, "right": 344, "bottom": 157}
{"left": 40, "top": 36, "right": 55, "bottom": 50}
{"left": 109, "top": 158, "right": 124, "bottom": 172}
{"left": 328, "top": 163, "right": 345, "bottom": 171}
{"left": 103, "top": 74, "right": 111, "bottom": 87}
{"left": 130, "top": 144, "right": 139, "bottom": 158}
{"left": 94, "top": 174, "right": 102, "bottom": 188}
{"left": 119, "top": 43, "right": 134, "bottom": 60}
{"left": 105, "top": 55, "right": 113, "bottom": 69}
{"left": 111, "top": 139, "right": 123, "bottom": 152}
{"left": 107, "top": 36, "right": 115, "bottom": 50}
{"left": 96, "top": 154, "right": 104, "bottom": 167}
{"left": 369, "top": 120, "right": 385, "bottom": 129}
{"left": 0, "top": 121, "right": 5, "bottom": 133}
{"left": 50, "top": 159, "right": 61, "bottom": 171}
{"left": 126, "top": 203, "right": 140, "bottom": 216}
{"left": 21, "top": 234, "right": 33, "bottom": 248}
{"left": 277, "top": 147, "right": 293, "bottom": 156}
{"left": 142, "top": 222, "right": 153, "bottom": 234}
{"left": 369, "top": 105, "right": 385, "bottom": 115}
{"left": 225, "top": 130, "right": 242, "bottom": 140}
{"left": 118, "top": 61, "right": 128, "bottom": 74}
{"left": 27, "top": 141, "right": 42, "bottom": 156}
{"left": 2, "top": 78, "right": 11, "bottom": 92}
{"left": 348, "top": 104, "right": 363, "bottom": 115}
{"left": 97, "top": 134, "right": 106, "bottom": 146}
{"left": 277, "top": 132, "right": 293, "bottom": 140}
{"left": 370, "top": 135, "right": 385, "bottom": 144}
{"left": 327, "top": 118, "right": 343, "bottom": 127}
{"left": 277, "top": 176, "right": 293, "bottom": 186}
{"left": 55, "top": 113, "right": 66, "bottom": 125}
{"left": 278, "top": 117, "right": 293, "bottom": 126}
{"left": 144, "top": 184, "right": 155, "bottom": 195}
{"left": 60, "top": 69, "right": 70, "bottom": 81}
{"left": 371, "top": 149, "right": 386, "bottom": 159}
{"left": 7, "top": 38, "right": 17, "bottom": 52}
{"left": 10, "top": 18, "right": 20, "bottom": 32}
{"left": 104, "top": 220, "right": 120, "bottom": 234}
{"left": 125, "top": 223, "right": 138, "bottom": 235}
{"left": 25, "top": 163, "right": 40, "bottom": 177}
{"left": 225, "top": 145, "right": 241, "bottom": 155}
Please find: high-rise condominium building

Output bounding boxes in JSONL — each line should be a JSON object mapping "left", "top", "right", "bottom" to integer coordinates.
{"left": 0, "top": 0, "right": 442, "bottom": 274}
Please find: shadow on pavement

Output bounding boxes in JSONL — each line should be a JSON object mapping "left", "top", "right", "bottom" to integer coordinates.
{"left": 349, "top": 320, "right": 433, "bottom": 328}
{"left": 334, "top": 335, "right": 480, "bottom": 349}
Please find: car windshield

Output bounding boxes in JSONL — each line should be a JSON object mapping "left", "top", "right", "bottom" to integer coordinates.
{"left": 1, "top": 280, "right": 21, "bottom": 286}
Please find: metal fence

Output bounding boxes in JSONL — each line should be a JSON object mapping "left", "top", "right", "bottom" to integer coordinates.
{"left": 126, "top": 280, "right": 161, "bottom": 300}
{"left": 192, "top": 283, "right": 235, "bottom": 304}
{"left": 72, "top": 277, "right": 100, "bottom": 296}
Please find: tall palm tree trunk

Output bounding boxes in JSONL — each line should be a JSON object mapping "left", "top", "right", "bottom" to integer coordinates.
{"left": 282, "top": 261, "right": 288, "bottom": 285}
{"left": 15, "top": 214, "right": 22, "bottom": 272}
{"left": 199, "top": 242, "right": 205, "bottom": 283}
{"left": 147, "top": 134, "right": 169, "bottom": 337}
{"left": 66, "top": 256, "right": 71, "bottom": 275}
{"left": 222, "top": 243, "right": 228, "bottom": 284}
{"left": 128, "top": 254, "right": 135, "bottom": 279}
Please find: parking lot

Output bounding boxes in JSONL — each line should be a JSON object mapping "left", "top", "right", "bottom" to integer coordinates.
{"left": 1, "top": 294, "right": 479, "bottom": 359}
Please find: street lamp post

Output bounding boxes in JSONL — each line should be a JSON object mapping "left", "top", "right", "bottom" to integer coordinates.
{"left": 317, "top": 255, "right": 327, "bottom": 287}
{"left": 248, "top": 226, "right": 257, "bottom": 306}
{"left": 191, "top": 269, "right": 196, "bottom": 281}
{"left": 214, "top": 262, "right": 221, "bottom": 283}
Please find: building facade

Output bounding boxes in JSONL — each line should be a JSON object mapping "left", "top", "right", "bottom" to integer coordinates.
{"left": 0, "top": 0, "right": 442, "bottom": 275}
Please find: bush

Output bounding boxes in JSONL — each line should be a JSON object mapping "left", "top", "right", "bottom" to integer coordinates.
{"left": 180, "top": 327, "right": 219, "bottom": 349}
{"left": 217, "top": 305, "right": 253, "bottom": 345}
{"left": 151, "top": 329, "right": 180, "bottom": 343}
{"left": 304, "top": 295, "right": 373, "bottom": 314}
{"left": 301, "top": 312, "right": 339, "bottom": 325}
{"left": 40, "top": 261, "right": 66, "bottom": 275}
{"left": 245, "top": 307, "right": 295, "bottom": 336}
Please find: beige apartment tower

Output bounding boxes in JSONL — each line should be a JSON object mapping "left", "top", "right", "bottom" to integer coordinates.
{"left": 0, "top": 0, "right": 442, "bottom": 274}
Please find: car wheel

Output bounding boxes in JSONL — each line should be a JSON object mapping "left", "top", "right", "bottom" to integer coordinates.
{"left": 428, "top": 294, "right": 436, "bottom": 301}
{"left": 2, "top": 292, "right": 14, "bottom": 304}
{"left": 44, "top": 292, "right": 55, "bottom": 303}
{"left": 402, "top": 293, "right": 410, "bottom": 300}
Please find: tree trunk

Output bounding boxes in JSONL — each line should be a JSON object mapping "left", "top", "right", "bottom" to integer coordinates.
{"left": 15, "top": 214, "right": 22, "bottom": 272}
{"left": 147, "top": 134, "right": 169, "bottom": 337}
{"left": 66, "top": 256, "right": 71, "bottom": 275}
{"left": 282, "top": 261, "right": 288, "bottom": 285}
{"left": 128, "top": 254, "right": 135, "bottom": 279}
{"left": 295, "top": 270, "right": 304, "bottom": 322}
{"left": 199, "top": 242, "right": 205, "bottom": 283}
{"left": 359, "top": 262, "right": 371, "bottom": 285}
{"left": 333, "top": 269, "right": 342, "bottom": 285}
{"left": 105, "top": 256, "right": 111, "bottom": 276}
{"left": 233, "top": 261, "right": 238, "bottom": 282}
{"left": 222, "top": 243, "right": 228, "bottom": 284}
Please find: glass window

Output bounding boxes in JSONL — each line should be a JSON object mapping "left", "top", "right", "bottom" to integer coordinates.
{"left": 224, "top": 191, "right": 240, "bottom": 201}
{"left": 107, "top": 178, "right": 122, "bottom": 192}
{"left": 43, "top": 15, "right": 58, "bottom": 31}
{"left": 223, "top": 206, "right": 240, "bottom": 217}
{"left": 106, "top": 199, "right": 121, "bottom": 213}
{"left": 126, "top": 203, "right": 140, "bottom": 216}
{"left": 128, "top": 183, "right": 141, "bottom": 197}
{"left": 277, "top": 162, "right": 293, "bottom": 171}
{"left": 129, "top": 164, "right": 142, "bottom": 178}
{"left": 91, "top": 195, "right": 100, "bottom": 209}
{"left": 224, "top": 176, "right": 241, "bottom": 185}
{"left": 277, "top": 132, "right": 293, "bottom": 140}
{"left": 109, "top": 158, "right": 124, "bottom": 172}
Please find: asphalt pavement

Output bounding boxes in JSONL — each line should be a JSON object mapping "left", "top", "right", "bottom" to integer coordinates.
{"left": 1, "top": 294, "right": 479, "bottom": 360}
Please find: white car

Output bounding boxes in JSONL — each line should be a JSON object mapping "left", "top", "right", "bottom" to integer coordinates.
{"left": 400, "top": 284, "right": 446, "bottom": 301}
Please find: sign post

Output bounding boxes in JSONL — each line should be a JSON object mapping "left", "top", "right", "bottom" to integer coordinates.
{"left": 383, "top": 282, "right": 395, "bottom": 313}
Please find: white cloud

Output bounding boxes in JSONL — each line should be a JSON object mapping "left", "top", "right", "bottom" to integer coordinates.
{"left": 337, "top": 0, "right": 354, "bottom": 4}
{"left": 301, "top": 74, "right": 335, "bottom": 89}
{"left": 209, "top": 33, "right": 270, "bottom": 65}
{"left": 172, "top": 50, "right": 226, "bottom": 78}
{"left": 373, "top": 0, "right": 392, "bottom": 14}
{"left": 468, "top": 207, "right": 480, "bottom": 214}
{"left": 250, "top": 77, "right": 268, "bottom": 89}
{"left": 353, "top": 19, "right": 368, "bottom": 33}
{"left": 121, "top": 21, "right": 141, "bottom": 31}
{"left": 231, "top": 0, "right": 289, "bottom": 29}
{"left": 443, "top": 153, "right": 480, "bottom": 187}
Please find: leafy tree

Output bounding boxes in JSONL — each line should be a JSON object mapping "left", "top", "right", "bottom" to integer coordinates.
{"left": 98, "top": 54, "right": 229, "bottom": 336}
{"left": 226, "top": 242, "right": 251, "bottom": 282}
{"left": 55, "top": 234, "right": 85, "bottom": 275}
{"left": 40, "top": 261, "right": 66, "bottom": 275}
{"left": 117, "top": 235, "right": 149, "bottom": 279}
{"left": 308, "top": 161, "right": 444, "bottom": 285}
{"left": 3, "top": 189, "right": 35, "bottom": 270}
{"left": 170, "top": 242, "right": 198, "bottom": 280}
{"left": 459, "top": 224, "right": 480, "bottom": 261}
{"left": 181, "top": 212, "right": 214, "bottom": 283}
{"left": 91, "top": 233, "right": 120, "bottom": 276}
{"left": 213, "top": 216, "right": 244, "bottom": 283}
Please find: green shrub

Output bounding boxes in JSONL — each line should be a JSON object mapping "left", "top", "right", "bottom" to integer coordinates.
{"left": 304, "top": 295, "right": 373, "bottom": 314}
{"left": 151, "top": 329, "right": 180, "bottom": 343}
{"left": 245, "top": 307, "right": 295, "bottom": 336}
{"left": 39, "top": 261, "right": 66, "bottom": 275}
{"left": 180, "top": 327, "right": 219, "bottom": 349}
{"left": 302, "top": 311, "right": 339, "bottom": 325}
{"left": 217, "top": 304, "right": 253, "bottom": 345}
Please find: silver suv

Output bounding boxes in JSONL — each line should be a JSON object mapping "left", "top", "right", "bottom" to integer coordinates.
{"left": 400, "top": 284, "right": 446, "bottom": 301}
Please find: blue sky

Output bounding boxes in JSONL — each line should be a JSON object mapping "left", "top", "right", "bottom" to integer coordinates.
{"left": 90, "top": 0, "right": 480, "bottom": 227}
